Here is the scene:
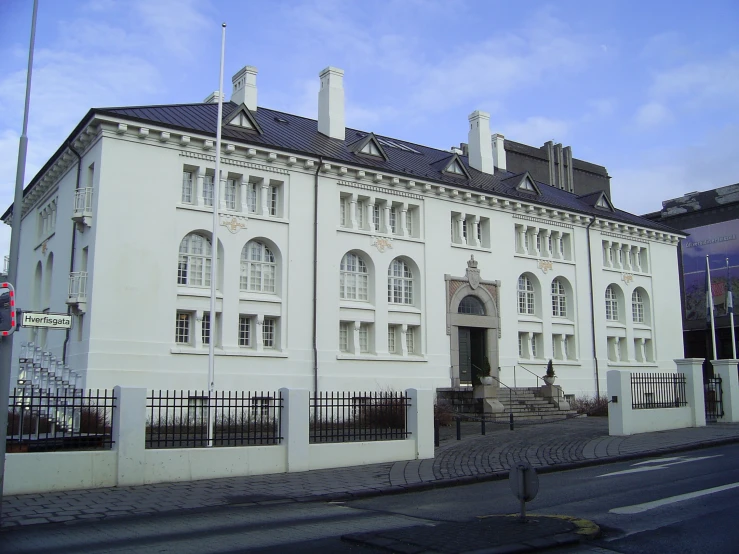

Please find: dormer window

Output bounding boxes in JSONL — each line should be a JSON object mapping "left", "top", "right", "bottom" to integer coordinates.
{"left": 361, "top": 141, "right": 382, "bottom": 157}
{"left": 231, "top": 112, "right": 253, "bottom": 129}
{"left": 223, "top": 104, "right": 262, "bottom": 134}
{"left": 596, "top": 195, "right": 611, "bottom": 209}
{"left": 437, "top": 154, "right": 470, "bottom": 178}
{"left": 519, "top": 179, "right": 536, "bottom": 192}
{"left": 447, "top": 160, "right": 465, "bottom": 175}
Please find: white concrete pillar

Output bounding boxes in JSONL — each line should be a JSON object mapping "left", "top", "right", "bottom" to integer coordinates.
{"left": 383, "top": 204, "right": 392, "bottom": 234}
{"left": 492, "top": 133, "right": 506, "bottom": 171}
{"left": 603, "top": 241, "right": 612, "bottom": 267}
{"left": 281, "top": 388, "right": 310, "bottom": 472}
{"left": 455, "top": 213, "right": 465, "bottom": 244}
{"left": 260, "top": 182, "right": 270, "bottom": 216}
{"left": 367, "top": 199, "right": 376, "bottom": 232}
{"left": 400, "top": 324, "right": 409, "bottom": 356}
{"left": 113, "top": 386, "right": 147, "bottom": 486}
{"left": 352, "top": 321, "right": 361, "bottom": 354}
{"left": 543, "top": 229, "right": 552, "bottom": 258}
{"left": 607, "top": 370, "right": 632, "bottom": 436}
{"left": 516, "top": 225, "right": 526, "bottom": 254}
{"left": 527, "top": 332, "right": 534, "bottom": 359}
{"left": 240, "top": 181, "right": 248, "bottom": 213}
{"left": 195, "top": 168, "right": 204, "bottom": 207}
{"left": 675, "top": 358, "right": 707, "bottom": 428}
{"left": 255, "top": 314, "right": 264, "bottom": 352}
{"left": 400, "top": 203, "right": 408, "bottom": 238}
{"left": 349, "top": 194, "right": 358, "bottom": 230}
{"left": 406, "top": 388, "right": 434, "bottom": 459}
{"left": 712, "top": 359, "right": 739, "bottom": 422}
{"left": 469, "top": 215, "right": 481, "bottom": 247}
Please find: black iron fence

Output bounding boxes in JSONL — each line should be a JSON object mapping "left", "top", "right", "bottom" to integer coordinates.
{"left": 631, "top": 372, "right": 687, "bottom": 409}
{"left": 704, "top": 376, "right": 724, "bottom": 422}
{"left": 146, "top": 390, "right": 282, "bottom": 449}
{"left": 309, "top": 391, "right": 410, "bottom": 443}
{"left": 7, "top": 388, "right": 115, "bottom": 452}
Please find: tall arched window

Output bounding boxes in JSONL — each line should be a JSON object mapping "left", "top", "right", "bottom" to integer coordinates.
{"left": 340, "top": 253, "right": 368, "bottom": 301}
{"left": 458, "top": 295, "right": 485, "bottom": 315}
{"left": 241, "top": 241, "right": 276, "bottom": 293}
{"left": 518, "top": 275, "right": 535, "bottom": 315}
{"left": 605, "top": 286, "right": 619, "bottom": 321}
{"left": 388, "top": 258, "right": 413, "bottom": 305}
{"left": 178, "top": 233, "right": 212, "bottom": 287}
{"left": 632, "top": 289, "right": 644, "bottom": 323}
{"left": 551, "top": 279, "right": 566, "bottom": 317}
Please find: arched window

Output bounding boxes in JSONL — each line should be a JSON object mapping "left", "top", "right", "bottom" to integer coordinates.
{"left": 605, "top": 286, "right": 619, "bottom": 321}
{"left": 240, "top": 241, "right": 276, "bottom": 293}
{"left": 388, "top": 258, "right": 413, "bottom": 305}
{"left": 632, "top": 289, "right": 644, "bottom": 323}
{"left": 551, "top": 278, "right": 567, "bottom": 317}
{"left": 178, "top": 233, "right": 212, "bottom": 287}
{"left": 458, "top": 295, "right": 485, "bottom": 315}
{"left": 518, "top": 275, "right": 535, "bottom": 315}
{"left": 340, "top": 253, "right": 369, "bottom": 301}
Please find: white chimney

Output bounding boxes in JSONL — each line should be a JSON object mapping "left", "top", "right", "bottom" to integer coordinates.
{"left": 467, "top": 111, "right": 494, "bottom": 174}
{"left": 318, "top": 66, "right": 345, "bottom": 140}
{"left": 203, "top": 91, "right": 223, "bottom": 104}
{"left": 230, "top": 66, "right": 258, "bottom": 110}
{"left": 492, "top": 133, "right": 506, "bottom": 171}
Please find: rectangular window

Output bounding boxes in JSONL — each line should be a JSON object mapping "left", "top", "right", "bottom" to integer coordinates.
{"left": 239, "top": 316, "right": 251, "bottom": 347}
{"left": 373, "top": 204, "right": 381, "bottom": 230}
{"left": 202, "top": 312, "right": 211, "bottom": 345}
{"left": 203, "top": 175, "right": 214, "bottom": 206}
{"left": 388, "top": 325, "right": 396, "bottom": 354}
{"left": 175, "top": 312, "right": 190, "bottom": 344}
{"left": 518, "top": 333, "right": 523, "bottom": 357}
{"left": 406, "top": 208, "right": 413, "bottom": 236}
{"left": 263, "top": 318, "right": 276, "bottom": 348}
{"left": 225, "top": 179, "right": 237, "bottom": 210}
{"left": 476, "top": 220, "right": 482, "bottom": 244}
{"left": 390, "top": 207, "right": 397, "bottom": 234}
{"left": 339, "top": 322, "right": 349, "bottom": 352}
{"left": 340, "top": 197, "right": 347, "bottom": 226}
{"left": 548, "top": 235, "right": 553, "bottom": 256}
{"left": 247, "top": 183, "right": 257, "bottom": 213}
{"left": 462, "top": 219, "right": 468, "bottom": 242}
{"left": 269, "top": 185, "right": 279, "bottom": 216}
{"left": 357, "top": 201, "right": 364, "bottom": 229}
{"left": 405, "top": 326, "right": 415, "bottom": 354}
{"left": 182, "top": 171, "right": 193, "bottom": 203}
{"left": 564, "top": 336, "right": 572, "bottom": 360}
{"left": 531, "top": 334, "right": 538, "bottom": 358}
{"left": 536, "top": 233, "right": 541, "bottom": 253}
{"left": 359, "top": 323, "right": 369, "bottom": 353}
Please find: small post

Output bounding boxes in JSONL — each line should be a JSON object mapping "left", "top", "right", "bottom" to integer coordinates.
{"left": 456, "top": 417, "right": 461, "bottom": 440}
{"left": 434, "top": 419, "right": 440, "bottom": 447}
{"left": 509, "top": 412, "right": 514, "bottom": 431}
{"left": 481, "top": 417, "right": 486, "bottom": 435}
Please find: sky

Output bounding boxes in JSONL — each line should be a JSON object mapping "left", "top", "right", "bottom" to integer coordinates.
{"left": 0, "top": 0, "right": 738, "bottom": 257}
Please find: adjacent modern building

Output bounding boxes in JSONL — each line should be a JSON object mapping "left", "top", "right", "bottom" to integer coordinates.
{"left": 644, "top": 184, "right": 739, "bottom": 361}
{"left": 3, "top": 64, "right": 686, "bottom": 397}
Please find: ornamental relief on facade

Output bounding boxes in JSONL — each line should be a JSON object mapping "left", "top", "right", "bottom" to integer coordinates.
{"left": 621, "top": 273, "right": 634, "bottom": 285}
{"left": 371, "top": 236, "right": 393, "bottom": 253}
{"left": 220, "top": 215, "right": 248, "bottom": 234}
{"left": 537, "top": 259, "right": 553, "bottom": 274}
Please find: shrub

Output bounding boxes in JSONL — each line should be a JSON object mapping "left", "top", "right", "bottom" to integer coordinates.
{"left": 546, "top": 359, "right": 555, "bottom": 378}
{"left": 569, "top": 395, "right": 609, "bottom": 416}
{"left": 434, "top": 398, "right": 454, "bottom": 427}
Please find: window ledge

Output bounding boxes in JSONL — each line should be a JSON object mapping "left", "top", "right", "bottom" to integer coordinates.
{"left": 605, "top": 321, "right": 627, "bottom": 329}
{"left": 632, "top": 323, "right": 652, "bottom": 330}
{"left": 602, "top": 266, "right": 650, "bottom": 276}
{"left": 340, "top": 301, "right": 375, "bottom": 310}
{"left": 171, "top": 347, "right": 287, "bottom": 358}
{"left": 336, "top": 227, "right": 424, "bottom": 243}
{"left": 337, "top": 354, "right": 427, "bottom": 362}
{"left": 239, "top": 292, "right": 281, "bottom": 303}
{"left": 177, "top": 287, "right": 223, "bottom": 298}
{"left": 35, "top": 231, "right": 56, "bottom": 250}
{"left": 517, "top": 359, "right": 581, "bottom": 367}
{"left": 388, "top": 305, "right": 421, "bottom": 314}
{"left": 551, "top": 317, "right": 575, "bottom": 325}
{"left": 450, "top": 243, "right": 491, "bottom": 252}
{"left": 607, "top": 361, "right": 658, "bottom": 367}
{"left": 517, "top": 315, "right": 543, "bottom": 323}
{"left": 514, "top": 253, "right": 574, "bottom": 264}
{"left": 176, "top": 204, "right": 288, "bottom": 224}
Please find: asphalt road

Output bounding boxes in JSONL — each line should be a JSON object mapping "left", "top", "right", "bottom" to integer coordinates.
{"left": 2, "top": 443, "right": 739, "bottom": 553}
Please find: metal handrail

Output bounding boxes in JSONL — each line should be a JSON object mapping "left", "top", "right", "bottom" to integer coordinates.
{"left": 516, "top": 364, "right": 544, "bottom": 387}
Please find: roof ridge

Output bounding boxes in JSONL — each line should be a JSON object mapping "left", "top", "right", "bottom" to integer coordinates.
{"left": 98, "top": 100, "right": 238, "bottom": 111}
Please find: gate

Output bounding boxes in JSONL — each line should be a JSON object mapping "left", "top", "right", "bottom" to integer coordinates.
{"left": 704, "top": 376, "right": 724, "bottom": 423}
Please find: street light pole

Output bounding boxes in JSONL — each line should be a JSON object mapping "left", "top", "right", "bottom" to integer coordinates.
{"left": 0, "top": 0, "right": 39, "bottom": 519}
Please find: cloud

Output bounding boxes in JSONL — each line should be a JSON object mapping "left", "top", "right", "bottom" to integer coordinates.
{"left": 649, "top": 52, "right": 739, "bottom": 105}
{"left": 634, "top": 102, "right": 673, "bottom": 129}
{"left": 500, "top": 116, "right": 570, "bottom": 146}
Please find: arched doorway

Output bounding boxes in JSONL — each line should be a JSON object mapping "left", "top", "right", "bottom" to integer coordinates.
{"left": 457, "top": 296, "right": 487, "bottom": 384}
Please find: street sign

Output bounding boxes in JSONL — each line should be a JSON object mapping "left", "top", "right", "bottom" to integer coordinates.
{"left": 509, "top": 462, "right": 539, "bottom": 521}
{"left": 21, "top": 311, "right": 73, "bottom": 329}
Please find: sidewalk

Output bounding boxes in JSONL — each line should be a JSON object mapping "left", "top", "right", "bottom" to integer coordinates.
{"left": 4, "top": 417, "right": 739, "bottom": 535}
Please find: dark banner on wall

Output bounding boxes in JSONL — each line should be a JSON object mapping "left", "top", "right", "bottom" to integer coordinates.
{"left": 682, "top": 220, "right": 739, "bottom": 320}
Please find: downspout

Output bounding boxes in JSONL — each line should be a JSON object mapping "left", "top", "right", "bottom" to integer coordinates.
{"left": 586, "top": 217, "right": 600, "bottom": 397}
{"left": 312, "top": 156, "right": 324, "bottom": 394}
{"left": 62, "top": 142, "right": 82, "bottom": 364}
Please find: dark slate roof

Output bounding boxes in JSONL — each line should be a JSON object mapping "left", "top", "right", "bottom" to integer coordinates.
{"left": 6, "top": 100, "right": 680, "bottom": 234}
{"left": 653, "top": 183, "right": 739, "bottom": 218}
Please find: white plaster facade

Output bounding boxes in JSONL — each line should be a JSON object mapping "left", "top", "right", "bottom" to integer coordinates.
{"left": 5, "top": 66, "right": 686, "bottom": 397}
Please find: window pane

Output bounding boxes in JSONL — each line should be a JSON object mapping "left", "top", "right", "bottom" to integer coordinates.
{"left": 175, "top": 312, "right": 190, "bottom": 344}
{"left": 239, "top": 316, "right": 251, "bottom": 346}
{"left": 182, "top": 171, "right": 193, "bottom": 203}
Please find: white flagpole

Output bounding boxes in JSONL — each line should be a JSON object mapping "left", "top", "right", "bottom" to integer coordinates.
{"left": 208, "top": 22, "right": 226, "bottom": 447}
{"left": 707, "top": 255, "right": 718, "bottom": 360}
{"left": 728, "top": 257, "right": 737, "bottom": 359}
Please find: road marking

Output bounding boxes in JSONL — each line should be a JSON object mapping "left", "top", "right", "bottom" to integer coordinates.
{"left": 597, "top": 455, "right": 722, "bottom": 478}
{"left": 632, "top": 457, "right": 685, "bottom": 466}
{"left": 610, "top": 482, "right": 739, "bottom": 514}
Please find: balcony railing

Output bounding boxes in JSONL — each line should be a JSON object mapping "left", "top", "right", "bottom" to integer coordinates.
{"left": 72, "top": 188, "right": 93, "bottom": 223}
{"left": 67, "top": 271, "right": 88, "bottom": 304}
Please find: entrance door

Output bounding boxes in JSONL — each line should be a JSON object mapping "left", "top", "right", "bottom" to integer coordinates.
{"left": 458, "top": 327, "right": 486, "bottom": 384}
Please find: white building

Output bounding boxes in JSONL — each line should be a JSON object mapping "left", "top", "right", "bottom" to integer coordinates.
{"left": 3, "top": 65, "right": 686, "bottom": 397}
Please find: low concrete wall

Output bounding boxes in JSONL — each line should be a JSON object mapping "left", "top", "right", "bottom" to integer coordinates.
{"left": 5, "top": 451, "right": 117, "bottom": 495}
{"left": 5, "top": 387, "right": 434, "bottom": 494}
{"left": 607, "top": 360, "right": 706, "bottom": 436}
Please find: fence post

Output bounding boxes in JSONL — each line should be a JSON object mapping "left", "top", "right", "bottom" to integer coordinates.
{"left": 112, "top": 386, "right": 147, "bottom": 487}
{"left": 607, "top": 370, "right": 632, "bottom": 436}
{"left": 675, "top": 358, "right": 706, "bottom": 428}
{"left": 710, "top": 359, "right": 739, "bottom": 422}
{"left": 280, "top": 388, "right": 310, "bottom": 472}
{"left": 406, "top": 388, "right": 434, "bottom": 459}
